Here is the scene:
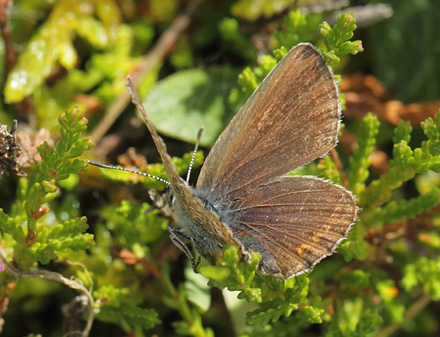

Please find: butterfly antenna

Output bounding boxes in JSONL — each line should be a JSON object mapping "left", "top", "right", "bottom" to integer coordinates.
{"left": 186, "top": 127, "right": 204, "bottom": 184}
{"left": 88, "top": 160, "right": 171, "bottom": 187}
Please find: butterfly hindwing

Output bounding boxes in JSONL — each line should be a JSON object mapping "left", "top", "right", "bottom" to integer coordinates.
{"left": 228, "top": 176, "right": 357, "bottom": 279}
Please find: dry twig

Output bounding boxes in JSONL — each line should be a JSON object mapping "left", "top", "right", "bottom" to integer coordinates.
{"left": 91, "top": 0, "right": 204, "bottom": 143}
{"left": 0, "top": 249, "right": 94, "bottom": 337}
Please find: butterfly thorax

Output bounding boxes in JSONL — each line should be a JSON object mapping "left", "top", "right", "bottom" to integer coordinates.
{"left": 193, "top": 188, "right": 240, "bottom": 226}
{"left": 171, "top": 187, "right": 240, "bottom": 255}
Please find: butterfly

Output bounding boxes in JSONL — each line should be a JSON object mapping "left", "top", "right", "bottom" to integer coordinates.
{"left": 94, "top": 43, "right": 357, "bottom": 280}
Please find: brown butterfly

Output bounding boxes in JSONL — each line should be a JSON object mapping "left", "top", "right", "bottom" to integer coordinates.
{"left": 93, "top": 43, "right": 357, "bottom": 280}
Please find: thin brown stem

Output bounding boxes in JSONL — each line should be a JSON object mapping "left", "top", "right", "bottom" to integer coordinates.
{"left": 0, "top": 249, "right": 95, "bottom": 337}
{"left": 0, "top": 0, "right": 17, "bottom": 72}
{"left": 373, "top": 294, "right": 431, "bottom": 337}
{"left": 329, "top": 148, "right": 349, "bottom": 187}
{"left": 91, "top": 0, "right": 204, "bottom": 143}
{"left": 0, "top": 1, "right": 36, "bottom": 121}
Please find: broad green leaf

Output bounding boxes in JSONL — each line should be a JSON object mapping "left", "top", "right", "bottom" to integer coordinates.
{"left": 142, "top": 67, "right": 239, "bottom": 147}
{"left": 184, "top": 265, "right": 212, "bottom": 312}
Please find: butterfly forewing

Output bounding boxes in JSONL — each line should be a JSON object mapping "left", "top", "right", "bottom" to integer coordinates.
{"left": 228, "top": 176, "right": 357, "bottom": 279}
{"left": 197, "top": 43, "right": 340, "bottom": 200}
{"left": 127, "top": 77, "right": 240, "bottom": 248}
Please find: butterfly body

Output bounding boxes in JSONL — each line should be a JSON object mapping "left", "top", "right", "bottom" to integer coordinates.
{"left": 169, "top": 182, "right": 241, "bottom": 256}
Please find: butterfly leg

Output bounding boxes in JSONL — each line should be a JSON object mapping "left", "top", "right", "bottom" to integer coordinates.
{"left": 168, "top": 227, "right": 201, "bottom": 272}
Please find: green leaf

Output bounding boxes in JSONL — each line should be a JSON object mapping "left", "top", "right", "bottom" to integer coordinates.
{"left": 101, "top": 201, "right": 168, "bottom": 246}
{"left": 348, "top": 112, "right": 380, "bottom": 195}
{"left": 376, "top": 280, "right": 405, "bottom": 322}
{"left": 218, "top": 18, "right": 257, "bottom": 61}
{"left": 206, "top": 245, "right": 262, "bottom": 302}
{"left": 199, "top": 265, "right": 231, "bottom": 281}
{"left": 29, "top": 217, "right": 94, "bottom": 264}
{"left": 327, "top": 298, "right": 382, "bottom": 337}
{"left": 142, "top": 67, "right": 240, "bottom": 146}
{"left": 274, "top": 9, "right": 322, "bottom": 49}
{"left": 0, "top": 208, "right": 26, "bottom": 244}
{"left": 184, "top": 265, "right": 212, "bottom": 312}
{"left": 393, "top": 119, "right": 412, "bottom": 144}
{"left": 340, "top": 270, "right": 371, "bottom": 288}
{"left": 161, "top": 263, "right": 215, "bottom": 337}
{"left": 94, "top": 284, "right": 160, "bottom": 331}
{"left": 4, "top": 0, "right": 122, "bottom": 103}
{"left": 367, "top": 188, "right": 440, "bottom": 228}
{"left": 421, "top": 109, "right": 440, "bottom": 156}
{"left": 231, "top": 0, "right": 293, "bottom": 20}
{"left": 320, "top": 13, "right": 364, "bottom": 66}
{"left": 402, "top": 257, "right": 440, "bottom": 301}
